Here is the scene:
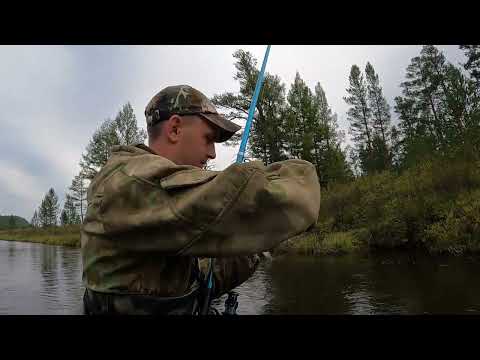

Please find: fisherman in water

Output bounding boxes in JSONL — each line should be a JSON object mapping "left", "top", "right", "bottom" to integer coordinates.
{"left": 81, "top": 85, "right": 321, "bottom": 315}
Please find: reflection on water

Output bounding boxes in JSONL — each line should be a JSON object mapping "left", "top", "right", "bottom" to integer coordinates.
{"left": 0, "top": 240, "right": 84, "bottom": 315}
{"left": 214, "top": 264, "right": 273, "bottom": 315}
{"left": 2, "top": 240, "right": 480, "bottom": 315}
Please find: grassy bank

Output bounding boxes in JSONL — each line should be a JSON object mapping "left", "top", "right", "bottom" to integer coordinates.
{"left": 0, "top": 225, "right": 81, "bottom": 247}
{"left": 282, "top": 155, "right": 480, "bottom": 256}
{"left": 275, "top": 228, "right": 362, "bottom": 256}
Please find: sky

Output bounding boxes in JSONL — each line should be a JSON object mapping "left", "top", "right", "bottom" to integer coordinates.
{"left": 0, "top": 45, "right": 467, "bottom": 221}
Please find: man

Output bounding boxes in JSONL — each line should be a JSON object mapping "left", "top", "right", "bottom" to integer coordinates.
{"left": 81, "top": 85, "right": 321, "bottom": 315}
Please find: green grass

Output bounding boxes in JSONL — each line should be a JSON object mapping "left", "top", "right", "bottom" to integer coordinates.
{"left": 277, "top": 154, "right": 480, "bottom": 257}
{"left": 275, "top": 230, "right": 360, "bottom": 256}
{"left": 311, "top": 155, "right": 480, "bottom": 256}
{"left": 0, "top": 225, "right": 81, "bottom": 247}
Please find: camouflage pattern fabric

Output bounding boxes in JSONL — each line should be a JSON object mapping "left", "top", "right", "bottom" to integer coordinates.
{"left": 145, "top": 85, "right": 241, "bottom": 142}
{"left": 81, "top": 144, "right": 320, "bottom": 308}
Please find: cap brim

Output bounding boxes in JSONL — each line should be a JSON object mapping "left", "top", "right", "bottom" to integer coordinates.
{"left": 198, "top": 113, "right": 241, "bottom": 143}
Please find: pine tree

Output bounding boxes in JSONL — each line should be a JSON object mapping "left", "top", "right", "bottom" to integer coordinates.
{"left": 285, "top": 72, "right": 317, "bottom": 163}
{"left": 365, "top": 63, "right": 391, "bottom": 145}
{"left": 114, "top": 103, "right": 147, "bottom": 145}
{"left": 212, "top": 49, "right": 287, "bottom": 164}
{"left": 457, "top": 45, "right": 480, "bottom": 154}
{"left": 312, "top": 82, "right": 352, "bottom": 186}
{"left": 69, "top": 174, "right": 87, "bottom": 223}
{"left": 38, "top": 199, "right": 48, "bottom": 228}
{"left": 62, "top": 194, "right": 79, "bottom": 225}
{"left": 30, "top": 210, "right": 40, "bottom": 228}
{"left": 345, "top": 65, "right": 373, "bottom": 150}
{"left": 79, "top": 120, "right": 117, "bottom": 180}
{"left": 365, "top": 62, "right": 392, "bottom": 171}
{"left": 394, "top": 45, "right": 479, "bottom": 167}
{"left": 60, "top": 210, "right": 69, "bottom": 226}
{"left": 344, "top": 65, "right": 375, "bottom": 174}
{"left": 460, "top": 45, "right": 480, "bottom": 82}
{"left": 48, "top": 189, "right": 59, "bottom": 226}
{"left": 38, "top": 188, "right": 59, "bottom": 227}
{"left": 80, "top": 102, "right": 146, "bottom": 179}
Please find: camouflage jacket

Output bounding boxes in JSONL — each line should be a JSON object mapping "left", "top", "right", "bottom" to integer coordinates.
{"left": 81, "top": 144, "right": 320, "bottom": 298}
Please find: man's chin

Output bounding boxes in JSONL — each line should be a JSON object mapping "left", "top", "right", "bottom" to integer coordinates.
{"left": 183, "top": 160, "right": 206, "bottom": 168}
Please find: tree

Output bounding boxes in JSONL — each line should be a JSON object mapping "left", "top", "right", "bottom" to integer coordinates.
{"left": 344, "top": 65, "right": 375, "bottom": 174}
{"left": 285, "top": 72, "right": 317, "bottom": 163}
{"left": 345, "top": 65, "right": 373, "bottom": 150}
{"left": 312, "top": 82, "right": 352, "bottom": 186}
{"left": 212, "top": 49, "right": 287, "bottom": 165}
{"left": 365, "top": 62, "right": 392, "bottom": 171}
{"left": 80, "top": 102, "right": 147, "bottom": 179}
{"left": 30, "top": 210, "right": 40, "bottom": 228}
{"left": 459, "top": 45, "right": 480, "bottom": 155}
{"left": 389, "top": 125, "right": 403, "bottom": 171}
{"left": 62, "top": 194, "right": 80, "bottom": 225}
{"left": 214, "top": 49, "right": 352, "bottom": 184}
{"left": 38, "top": 198, "right": 47, "bottom": 227}
{"left": 460, "top": 45, "right": 480, "bottom": 82}
{"left": 69, "top": 174, "right": 87, "bottom": 223}
{"left": 347, "top": 146, "right": 362, "bottom": 178}
{"left": 394, "top": 46, "right": 450, "bottom": 166}
{"left": 60, "top": 210, "right": 69, "bottom": 226}
{"left": 362, "top": 134, "right": 391, "bottom": 173}
{"left": 38, "top": 188, "right": 59, "bottom": 227}
{"left": 394, "top": 45, "right": 480, "bottom": 167}
{"left": 365, "top": 63, "right": 391, "bottom": 142}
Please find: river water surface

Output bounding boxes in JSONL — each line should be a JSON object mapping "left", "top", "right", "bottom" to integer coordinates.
{"left": 2, "top": 240, "right": 480, "bottom": 315}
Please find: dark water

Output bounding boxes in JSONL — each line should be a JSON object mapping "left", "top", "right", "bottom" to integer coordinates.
{"left": 2, "top": 240, "right": 480, "bottom": 315}
{"left": 0, "top": 240, "right": 84, "bottom": 315}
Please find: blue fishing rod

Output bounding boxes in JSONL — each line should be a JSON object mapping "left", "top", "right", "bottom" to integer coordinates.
{"left": 201, "top": 45, "right": 271, "bottom": 315}
{"left": 236, "top": 45, "right": 271, "bottom": 164}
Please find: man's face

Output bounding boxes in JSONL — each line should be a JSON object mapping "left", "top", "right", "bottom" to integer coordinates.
{"left": 177, "top": 115, "right": 217, "bottom": 168}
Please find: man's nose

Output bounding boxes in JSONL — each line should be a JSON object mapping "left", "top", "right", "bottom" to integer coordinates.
{"left": 208, "top": 144, "right": 216, "bottom": 159}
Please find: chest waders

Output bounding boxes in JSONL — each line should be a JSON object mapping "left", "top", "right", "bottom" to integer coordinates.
{"left": 200, "top": 45, "right": 271, "bottom": 316}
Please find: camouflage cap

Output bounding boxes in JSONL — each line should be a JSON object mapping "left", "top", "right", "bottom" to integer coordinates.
{"left": 145, "top": 85, "right": 241, "bottom": 143}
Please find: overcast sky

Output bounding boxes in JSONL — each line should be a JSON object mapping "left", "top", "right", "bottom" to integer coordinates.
{"left": 0, "top": 45, "right": 467, "bottom": 220}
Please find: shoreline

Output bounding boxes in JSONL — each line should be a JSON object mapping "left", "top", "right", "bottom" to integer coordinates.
{"left": 1, "top": 226, "right": 477, "bottom": 257}
{"left": 0, "top": 226, "right": 80, "bottom": 247}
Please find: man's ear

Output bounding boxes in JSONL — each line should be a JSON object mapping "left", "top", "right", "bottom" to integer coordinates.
{"left": 165, "top": 115, "right": 183, "bottom": 144}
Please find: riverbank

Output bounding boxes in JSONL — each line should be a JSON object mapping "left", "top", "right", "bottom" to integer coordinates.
{"left": 0, "top": 224, "right": 360, "bottom": 255}
{"left": 288, "top": 155, "right": 480, "bottom": 257}
{"left": 0, "top": 225, "right": 80, "bottom": 247}
{"left": 274, "top": 230, "right": 362, "bottom": 256}
{"left": 0, "top": 225, "right": 360, "bottom": 255}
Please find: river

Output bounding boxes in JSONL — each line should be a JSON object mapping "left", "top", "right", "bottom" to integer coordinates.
{"left": 1, "top": 240, "right": 480, "bottom": 315}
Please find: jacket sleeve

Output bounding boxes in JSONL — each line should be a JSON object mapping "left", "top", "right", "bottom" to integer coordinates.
{"left": 178, "top": 159, "right": 321, "bottom": 256}
{"left": 86, "top": 158, "right": 320, "bottom": 256}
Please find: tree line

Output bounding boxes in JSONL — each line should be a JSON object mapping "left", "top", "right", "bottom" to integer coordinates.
{"left": 213, "top": 45, "right": 480, "bottom": 183}
{"left": 29, "top": 44, "right": 480, "bottom": 227}
{"left": 212, "top": 50, "right": 352, "bottom": 188}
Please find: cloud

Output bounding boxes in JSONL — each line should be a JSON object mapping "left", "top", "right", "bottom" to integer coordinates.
{"left": 0, "top": 160, "right": 47, "bottom": 217}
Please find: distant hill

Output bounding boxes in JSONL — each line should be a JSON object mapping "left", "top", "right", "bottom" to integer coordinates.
{"left": 0, "top": 215, "right": 30, "bottom": 229}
